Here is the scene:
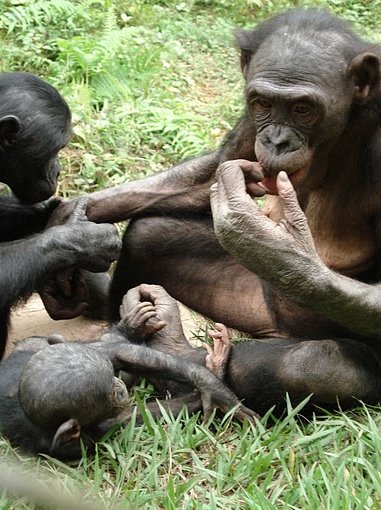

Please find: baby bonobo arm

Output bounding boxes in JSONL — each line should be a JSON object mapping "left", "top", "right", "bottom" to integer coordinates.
{"left": 204, "top": 323, "right": 232, "bottom": 381}
{"left": 100, "top": 342, "right": 256, "bottom": 423}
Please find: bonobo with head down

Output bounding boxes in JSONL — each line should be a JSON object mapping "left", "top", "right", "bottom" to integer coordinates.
{"left": 0, "top": 72, "right": 121, "bottom": 359}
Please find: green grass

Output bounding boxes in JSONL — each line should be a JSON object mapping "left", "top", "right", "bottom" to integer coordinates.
{"left": 3, "top": 398, "right": 381, "bottom": 509}
{"left": 1, "top": 0, "right": 381, "bottom": 508}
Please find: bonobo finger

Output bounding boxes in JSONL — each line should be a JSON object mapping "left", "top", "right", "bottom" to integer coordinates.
{"left": 120, "top": 287, "right": 143, "bottom": 318}
{"left": 233, "top": 404, "right": 260, "bottom": 423}
{"left": 67, "top": 197, "right": 89, "bottom": 224}
{"left": 276, "top": 172, "right": 310, "bottom": 233}
{"left": 139, "top": 283, "right": 174, "bottom": 305}
{"left": 216, "top": 161, "right": 254, "bottom": 204}
{"left": 245, "top": 182, "right": 267, "bottom": 197}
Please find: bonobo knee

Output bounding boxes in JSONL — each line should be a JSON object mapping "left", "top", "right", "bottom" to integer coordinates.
{"left": 124, "top": 217, "right": 172, "bottom": 259}
{"left": 278, "top": 340, "right": 378, "bottom": 404}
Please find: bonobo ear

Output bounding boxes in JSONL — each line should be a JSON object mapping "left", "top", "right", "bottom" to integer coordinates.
{"left": 0, "top": 115, "right": 22, "bottom": 147}
{"left": 235, "top": 29, "right": 253, "bottom": 79}
{"left": 349, "top": 53, "right": 380, "bottom": 103}
{"left": 50, "top": 418, "right": 81, "bottom": 453}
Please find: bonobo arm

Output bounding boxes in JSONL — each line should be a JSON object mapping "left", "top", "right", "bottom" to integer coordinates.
{"left": 98, "top": 342, "right": 256, "bottom": 421}
{"left": 49, "top": 152, "right": 220, "bottom": 225}
{"left": 0, "top": 196, "right": 61, "bottom": 241}
{"left": 0, "top": 200, "right": 121, "bottom": 310}
{"left": 210, "top": 161, "right": 381, "bottom": 340}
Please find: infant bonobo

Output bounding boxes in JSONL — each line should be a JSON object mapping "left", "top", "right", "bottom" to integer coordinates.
{"left": 128, "top": 285, "right": 381, "bottom": 416}
{"left": 0, "top": 299, "right": 254, "bottom": 459}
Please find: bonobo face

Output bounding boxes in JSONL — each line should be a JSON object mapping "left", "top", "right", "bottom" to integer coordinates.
{"left": 0, "top": 118, "right": 71, "bottom": 204}
{"left": 0, "top": 73, "right": 72, "bottom": 204}
{"left": 243, "top": 30, "right": 354, "bottom": 192}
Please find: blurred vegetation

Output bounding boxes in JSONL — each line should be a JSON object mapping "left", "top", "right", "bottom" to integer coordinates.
{"left": 0, "top": 0, "right": 380, "bottom": 196}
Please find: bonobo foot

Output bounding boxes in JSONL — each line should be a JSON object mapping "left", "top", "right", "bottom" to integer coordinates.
{"left": 205, "top": 323, "right": 232, "bottom": 381}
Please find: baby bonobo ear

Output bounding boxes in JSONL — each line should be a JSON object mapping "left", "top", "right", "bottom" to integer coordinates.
{"left": 50, "top": 418, "right": 81, "bottom": 457}
{"left": 0, "top": 115, "right": 22, "bottom": 148}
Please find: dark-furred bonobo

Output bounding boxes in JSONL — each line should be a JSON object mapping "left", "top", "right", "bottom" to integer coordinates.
{"left": 0, "top": 295, "right": 254, "bottom": 459}
{"left": 48, "top": 9, "right": 381, "bottom": 345}
{"left": 0, "top": 72, "right": 121, "bottom": 358}
{"left": 125, "top": 284, "right": 381, "bottom": 416}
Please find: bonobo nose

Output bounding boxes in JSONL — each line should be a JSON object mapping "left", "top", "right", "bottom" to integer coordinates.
{"left": 261, "top": 125, "right": 302, "bottom": 156}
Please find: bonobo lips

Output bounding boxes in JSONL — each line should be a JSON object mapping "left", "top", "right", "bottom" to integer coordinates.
{"left": 257, "top": 168, "right": 305, "bottom": 195}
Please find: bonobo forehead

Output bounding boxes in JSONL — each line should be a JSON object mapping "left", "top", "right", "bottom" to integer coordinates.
{"left": 248, "top": 28, "right": 350, "bottom": 95}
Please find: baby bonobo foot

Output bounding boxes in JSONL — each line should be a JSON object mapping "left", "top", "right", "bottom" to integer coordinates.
{"left": 204, "top": 323, "right": 232, "bottom": 381}
{"left": 202, "top": 323, "right": 260, "bottom": 423}
{"left": 118, "top": 294, "right": 165, "bottom": 343}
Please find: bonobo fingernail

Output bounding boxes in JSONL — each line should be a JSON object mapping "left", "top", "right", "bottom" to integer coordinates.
{"left": 279, "top": 171, "right": 289, "bottom": 182}
{"left": 210, "top": 183, "right": 218, "bottom": 192}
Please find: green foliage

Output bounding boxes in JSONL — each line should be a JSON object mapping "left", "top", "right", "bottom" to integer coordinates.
{"left": 3, "top": 400, "right": 381, "bottom": 509}
{"left": 1, "top": 0, "right": 379, "bottom": 195}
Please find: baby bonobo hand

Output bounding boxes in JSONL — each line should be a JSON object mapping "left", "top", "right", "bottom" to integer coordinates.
{"left": 204, "top": 323, "right": 232, "bottom": 381}
{"left": 118, "top": 290, "right": 166, "bottom": 343}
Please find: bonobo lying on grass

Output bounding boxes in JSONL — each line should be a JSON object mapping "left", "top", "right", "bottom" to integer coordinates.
{"left": 126, "top": 284, "right": 381, "bottom": 417}
{"left": 0, "top": 294, "right": 254, "bottom": 460}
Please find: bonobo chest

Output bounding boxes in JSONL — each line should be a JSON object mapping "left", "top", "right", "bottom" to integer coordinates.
{"left": 262, "top": 194, "right": 377, "bottom": 277}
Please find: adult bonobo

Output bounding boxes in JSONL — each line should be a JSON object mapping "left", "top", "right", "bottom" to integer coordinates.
{"left": 0, "top": 72, "right": 121, "bottom": 358}
{"left": 50, "top": 9, "right": 381, "bottom": 341}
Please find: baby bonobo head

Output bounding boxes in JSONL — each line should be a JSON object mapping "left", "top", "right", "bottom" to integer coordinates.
{"left": 19, "top": 343, "right": 129, "bottom": 458}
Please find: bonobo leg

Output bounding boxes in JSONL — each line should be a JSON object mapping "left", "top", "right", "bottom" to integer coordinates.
{"left": 109, "top": 216, "right": 278, "bottom": 336}
{"left": 122, "top": 285, "right": 381, "bottom": 415}
{"left": 225, "top": 337, "right": 381, "bottom": 415}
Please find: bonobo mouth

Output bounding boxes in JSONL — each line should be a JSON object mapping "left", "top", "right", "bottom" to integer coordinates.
{"left": 257, "top": 167, "right": 307, "bottom": 195}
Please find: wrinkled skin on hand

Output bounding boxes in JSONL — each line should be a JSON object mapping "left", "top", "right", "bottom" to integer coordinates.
{"left": 40, "top": 268, "right": 89, "bottom": 320}
{"left": 40, "top": 199, "right": 121, "bottom": 319}
{"left": 46, "top": 200, "right": 77, "bottom": 228}
{"left": 210, "top": 160, "right": 329, "bottom": 300}
{"left": 119, "top": 284, "right": 185, "bottom": 350}
{"left": 52, "top": 198, "right": 122, "bottom": 273}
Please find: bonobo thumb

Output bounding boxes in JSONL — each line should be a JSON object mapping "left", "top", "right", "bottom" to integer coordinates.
{"left": 67, "top": 197, "right": 89, "bottom": 224}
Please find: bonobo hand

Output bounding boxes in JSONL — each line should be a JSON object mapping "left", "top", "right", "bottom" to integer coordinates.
{"left": 40, "top": 268, "right": 89, "bottom": 320}
{"left": 119, "top": 284, "right": 181, "bottom": 341}
{"left": 118, "top": 287, "right": 166, "bottom": 342}
{"left": 46, "top": 198, "right": 78, "bottom": 227}
{"left": 229, "top": 159, "right": 267, "bottom": 197}
{"left": 34, "top": 196, "right": 63, "bottom": 220}
{"left": 210, "top": 161, "right": 329, "bottom": 297}
{"left": 51, "top": 199, "right": 122, "bottom": 273}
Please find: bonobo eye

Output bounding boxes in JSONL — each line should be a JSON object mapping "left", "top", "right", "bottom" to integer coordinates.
{"left": 252, "top": 97, "right": 273, "bottom": 112}
{"left": 292, "top": 102, "right": 318, "bottom": 124}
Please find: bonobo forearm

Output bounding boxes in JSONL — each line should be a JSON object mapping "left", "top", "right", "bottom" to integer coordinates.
{"left": 84, "top": 152, "right": 220, "bottom": 223}
{"left": 292, "top": 269, "right": 381, "bottom": 340}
